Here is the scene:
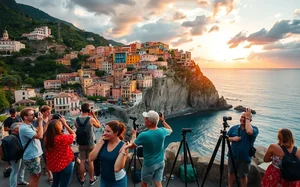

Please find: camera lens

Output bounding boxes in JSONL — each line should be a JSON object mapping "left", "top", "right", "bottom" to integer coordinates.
{"left": 158, "top": 112, "right": 162, "bottom": 117}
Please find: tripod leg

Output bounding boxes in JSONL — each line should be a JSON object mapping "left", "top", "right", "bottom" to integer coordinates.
{"left": 183, "top": 140, "right": 188, "bottom": 187}
{"left": 226, "top": 138, "right": 240, "bottom": 187}
{"left": 219, "top": 136, "right": 226, "bottom": 187}
{"left": 201, "top": 135, "right": 223, "bottom": 187}
{"left": 166, "top": 140, "right": 183, "bottom": 187}
{"left": 185, "top": 142, "right": 200, "bottom": 187}
{"left": 137, "top": 156, "right": 143, "bottom": 167}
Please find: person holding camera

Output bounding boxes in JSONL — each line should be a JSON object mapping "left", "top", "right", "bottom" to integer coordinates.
{"left": 33, "top": 105, "right": 53, "bottom": 184}
{"left": 126, "top": 110, "right": 173, "bottom": 187}
{"left": 19, "top": 108, "right": 44, "bottom": 187}
{"left": 227, "top": 108, "right": 259, "bottom": 187}
{"left": 44, "top": 117, "right": 76, "bottom": 187}
{"left": 75, "top": 103, "right": 101, "bottom": 186}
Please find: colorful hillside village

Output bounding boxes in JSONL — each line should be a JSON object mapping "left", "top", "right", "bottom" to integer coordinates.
{"left": 1, "top": 26, "right": 195, "bottom": 117}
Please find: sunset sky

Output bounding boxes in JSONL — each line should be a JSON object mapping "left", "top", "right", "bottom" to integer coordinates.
{"left": 16, "top": 0, "right": 300, "bottom": 68}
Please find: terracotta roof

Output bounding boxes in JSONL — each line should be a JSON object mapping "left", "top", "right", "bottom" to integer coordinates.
{"left": 15, "top": 99, "right": 36, "bottom": 104}
{"left": 54, "top": 92, "right": 70, "bottom": 98}
{"left": 44, "top": 80, "right": 61, "bottom": 83}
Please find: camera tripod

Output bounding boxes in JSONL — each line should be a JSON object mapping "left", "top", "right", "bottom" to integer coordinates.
{"left": 201, "top": 116, "right": 240, "bottom": 187}
{"left": 166, "top": 128, "right": 199, "bottom": 187}
{"left": 126, "top": 118, "right": 143, "bottom": 187}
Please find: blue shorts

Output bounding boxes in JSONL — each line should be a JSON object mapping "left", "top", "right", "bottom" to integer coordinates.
{"left": 142, "top": 161, "right": 165, "bottom": 184}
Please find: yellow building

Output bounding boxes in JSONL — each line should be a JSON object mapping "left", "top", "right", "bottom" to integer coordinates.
{"left": 126, "top": 54, "right": 140, "bottom": 64}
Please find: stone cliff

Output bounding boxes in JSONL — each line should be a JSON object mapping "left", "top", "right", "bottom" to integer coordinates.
{"left": 125, "top": 64, "right": 232, "bottom": 122}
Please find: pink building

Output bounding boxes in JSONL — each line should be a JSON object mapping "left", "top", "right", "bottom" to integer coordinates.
{"left": 112, "top": 86, "right": 122, "bottom": 99}
{"left": 54, "top": 92, "right": 80, "bottom": 116}
{"left": 85, "top": 81, "right": 113, "bottom": 97}
{"left": 44, "top": 80, "right": 61, "bottom": 90}
{"left": 56, "top": 72, "right": 79, "bottom": 84}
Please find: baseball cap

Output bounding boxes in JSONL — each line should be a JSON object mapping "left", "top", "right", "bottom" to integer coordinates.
{"left": 142, "top": 110, "right": 159, "bottom": 125}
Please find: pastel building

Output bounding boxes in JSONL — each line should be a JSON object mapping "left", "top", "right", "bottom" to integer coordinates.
{"left": 130, "top": 42, "right": 141, "bottom": 53}
{"left": 141, "top": 54, "right": 158, "bottom": 62}
{"left": 180, "top": 51, "right": 192, "bottom": 66}
{"left": 85, "top": 81, "right": 113, "bottom": 97}
{"left": 0, "top": 30, "right": 25, "bottom": 52}
{"left": 102, "top": 61, "right": 113, "bottom": 74}
{"left": 54, "top": 92, "right": 80, "bottom": 116}
{"left": 112, "top": 86, "right": 122, "bottom": 99}
{"left": 80, "top": 45, "right": 95, "bottom": 55}
{"left": 43, "top": 92, "right": 58, "bottom": 109}
{"left": 44, "top": 80, "right": 61, "bottom": 90}
{"left": 14, "top": 88, "right": 37, "bottom": 103}
{"left": 56, "top": 72, "right": 79, "bottom": 84}
{"left": 22, "top": 26, "right": 52, "bottom": 40}
{"left": 147, "top": 65, "right": 164, "bottom": 78}
{"left": 130, "top": 90, "right": 142, "bottom": 106}
{"left": 121, "top": 80, "right": 137, "bottom": 100}
{"left": 136, "top": 72, "right": 152, "bottom": 89}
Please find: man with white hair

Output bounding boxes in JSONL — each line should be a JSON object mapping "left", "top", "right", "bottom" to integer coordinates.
{"left": 126, "top": 110, "right": 173, "bottom": 187}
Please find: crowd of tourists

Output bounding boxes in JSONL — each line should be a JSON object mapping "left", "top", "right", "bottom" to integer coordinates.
{"left": 1, "top": 105, "right": 300, "bottom": 187}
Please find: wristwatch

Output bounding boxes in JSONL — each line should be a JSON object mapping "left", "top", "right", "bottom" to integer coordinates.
{"left": 246, "top": 117, "right": 250, "bottom": 120}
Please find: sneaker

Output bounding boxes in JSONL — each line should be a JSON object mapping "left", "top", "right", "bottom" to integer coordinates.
{"left": 17, "top": 181, "right": 29, "bottom": 185}
{"left": 89, "top": 176, "right": 99, "bottom": 186}
{"left": 79, "top": 180, "right": 85, "bottom": 186}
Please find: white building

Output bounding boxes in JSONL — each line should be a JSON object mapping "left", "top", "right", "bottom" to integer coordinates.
{"left": 147, "top": 65, "right": 164, "bottom": 78}
{"left": 130, "top": 90, "right": 142, "bottom": 106}
{"left": 54, "top": 92, "right": 80, "bottom": 116}
{"left": 0, "top": 30, "right": 25, "bottom": 52}
{"left": 14, "top": 88, "right": 37, "bottom": 103}
{"left": 22, "top": 26, "right": 52, "bottom": 40}
{"left": 136, "top": 73, "right": 152, "bottom": 89}
{"left": 102, "top": 61, "right": 113, "bottom": 74}
{"left": 141, "top": 54, "right": 158, "bottom": 62}
{"left": 44, "top": 80, "right": 61, "bottom": 90}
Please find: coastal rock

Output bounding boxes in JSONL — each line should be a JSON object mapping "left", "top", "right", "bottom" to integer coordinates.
{"left": 253, "top": 146, "right": 268, "bottom": 165}
{"left": 234, "top": 105, "right": 256, "bottom": 114}
{"left": 127, "top": 65, "right": 232, "bottom": 123}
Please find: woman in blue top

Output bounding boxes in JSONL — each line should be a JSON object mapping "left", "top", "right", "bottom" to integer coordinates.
{"left": 89, "top": 120, "right": 128, "bottom": 187}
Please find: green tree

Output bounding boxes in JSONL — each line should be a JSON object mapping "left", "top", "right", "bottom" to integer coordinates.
{"left": 127, "top": 65, "right": 135, "bottom": 71}
{"left": 71, "top": 58, "right": 82, "bottom": 71}
{"left": 4, "top": 90, "right": 14, "bottom": 105}
{"left": 2, "top": 75, "right": 19, "bottom": 89}
{"left": 158, "top": 57, "right": 164, "bottom": 61}
{"left": 96, "top": 70, "right": 106, "bottom": 77}
{"left": 24, "top": 77, "right": 35, "bottom": 85}
{"left": 0, "top": 90, "right": 10, "bottom": 112}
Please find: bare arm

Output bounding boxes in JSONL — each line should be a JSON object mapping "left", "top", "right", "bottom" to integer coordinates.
{"left": 125, "top": 130, "right": 137, "bottom": 150}
{"left": 60, "top": 118, "right": 76, "bottom": 138}
{"left": 89, "top": 136, "right": 105, "bottom": 162}
{"left": 4, "top": 126, "right": 10, "bottom": 132}
{"left": 264, "top": 144, "right": 274, "bottom": 162}
{"left": 90, "top": 111, "right": 100, "bottom": 128}
{"left": 114, "top": 143, "right": 128, "bottom": 172}
{"left": 160, "top": 113, "right": 173, "bottom": 133}
{"left": 33, "top": 112, "right": 43, "bottom": 139}
{"left": 245, "top": 108, "right": 253, "bottom": 135}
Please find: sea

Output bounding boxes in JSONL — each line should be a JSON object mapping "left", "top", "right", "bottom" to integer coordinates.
{"left": 162, "top": 68, "right": 300, "bottom": 157}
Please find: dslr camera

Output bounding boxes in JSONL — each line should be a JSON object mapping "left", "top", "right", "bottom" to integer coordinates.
{"left": 52, "top": 113, "right": 62, "bottom": 120}
{"left": 158, "top": 112, "right": 163, "bottom": 117}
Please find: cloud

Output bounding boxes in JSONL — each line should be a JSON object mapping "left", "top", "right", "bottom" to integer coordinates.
{"left": 263, "top": 41, "right": 300, "bottom": 50}
{"left": 197, "top": 0, "right": 211, "bottom": 6}
{"left": 209, "top": 25, "right": 219, "bottom": 32}
{"left": 295, "top": 9, "right": 300, "bottom": 18}
{"left": 247, "top": 48, "right": 300, "bottom": 66}
{"left": 274, "top": 13, "right": 281, "bottom": 18}
{"left": 65, "top": 0, "right": 136, "bottom": 15}
{"left": 182, "top": 15, "right": 212, "bottom": 35}
{"left": 213, "top": 0, "right": 239, "bottom": 16}
{"left": 110, "top": 13, "right": 143, "bottom": 37}
{"left": 173, "top": 11, "right": 186, "bottom": 20}
{"left": 122, "top": 19, "right": 182, "bottom": 43}
{"left": 228, "top": 20, "right": 300, "bottom": 48}
{"left": 171, "top": 37, "right": 193, "bottom": 47}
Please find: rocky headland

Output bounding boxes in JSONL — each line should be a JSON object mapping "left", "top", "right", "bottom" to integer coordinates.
{"left": 112, "top": 64, "right": 232, "bottom": 124}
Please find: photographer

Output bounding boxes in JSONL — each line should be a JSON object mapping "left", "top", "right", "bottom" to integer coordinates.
{"left": 126, "top": 110, "right": 172, "bottom": 187}
{"left": 75, "top": 103, "right": 101, "bottom": 186}
{"left": 33, "top": 105, "right": 53, "bottom": 184}
{"left": 227, "top": 108, "right": 259, "bottom": 187}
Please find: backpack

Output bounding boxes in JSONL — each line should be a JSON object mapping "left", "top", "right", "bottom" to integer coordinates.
{"left": 0, "top": 134, "right": 32, "bottom": 162}
{"left": 280, "top": 146, "right": 300, "bottom": 181}
{"left": 75, "top": 117, "right": 91, "bottom": 145}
